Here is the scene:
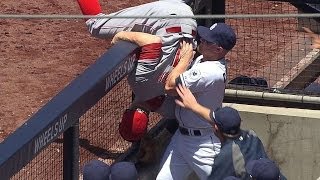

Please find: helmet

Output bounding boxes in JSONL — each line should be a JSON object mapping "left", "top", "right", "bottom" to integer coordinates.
{"left": 119, "top": 108, "right": 149, "bottom": 142}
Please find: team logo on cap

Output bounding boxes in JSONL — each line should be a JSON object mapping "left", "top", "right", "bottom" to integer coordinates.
{"left": 210, "top": 23, "right": 218, "bottom": 30}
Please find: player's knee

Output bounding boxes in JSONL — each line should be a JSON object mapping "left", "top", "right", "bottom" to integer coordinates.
{"left": 119, "top": 108, "right": 149, "bottom": 142}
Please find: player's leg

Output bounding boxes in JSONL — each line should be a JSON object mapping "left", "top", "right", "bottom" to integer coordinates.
{"left": 86, "top": 12, "right": 139, "bottom": 39}
{"left": 181, "top": 134, "right": 221, "bottom": 180}
{"left": 85, "top": 4, "right": 157, "bottom": 39}
{"left": 156, "top": 132, "right": 193, "bottom": 180}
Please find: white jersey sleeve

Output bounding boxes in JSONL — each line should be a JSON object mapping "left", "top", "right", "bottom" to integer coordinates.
{"left": 177, "top": 56, "right": 227, "bottom": 93}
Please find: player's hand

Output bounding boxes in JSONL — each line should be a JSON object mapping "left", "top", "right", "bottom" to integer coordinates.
{"left": 302, "top": 27, "right": 320, "bottom": 49}
{"left": 111, "top": 31, "right": 123, "bottom": 44}
{"left": 179, "top": 39, "right": 195, "bottom": 63}
{"left": 175, "top": 84, "right": 197, "bottom": 110}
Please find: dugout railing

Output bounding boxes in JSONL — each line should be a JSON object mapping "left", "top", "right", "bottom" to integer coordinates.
{"left": 1, "top": 0, "right": 320, "bottom": 179}
{"left": 0, "top": 41, "right": 139, "bottom": 180}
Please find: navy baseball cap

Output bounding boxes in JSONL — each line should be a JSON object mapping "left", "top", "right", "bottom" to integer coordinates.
{"left": 83, "top": 160, "right": 110, "bottom": 180}
{"left": 197, "top": 23, "right": 236, "bottom": 50}
{"left": 213, "top": 106, "right": 241, "bottom": 136}
{"left": 110, "top": 161, "right": 138, "bottom": 180}
{"left": 246, "top": 158, "right": 280, "bottom": 180}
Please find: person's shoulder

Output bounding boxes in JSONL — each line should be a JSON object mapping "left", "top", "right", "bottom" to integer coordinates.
{"left": 192, "top": 55, "right": 203, "bottom": 64}
{"left": 220, "top": 140, "right": 234, "bottom": 152}
{"left": 239, "top": 130, "right": 264, "bottom": 143}
{"left": 246, "top": 129, "right": 258, "bottom": 137}
{"left": 215, "top": 142, "right": 233, "bottom": 162}
{"left": 196, "top": 60, "right": 226, "bottom": 73}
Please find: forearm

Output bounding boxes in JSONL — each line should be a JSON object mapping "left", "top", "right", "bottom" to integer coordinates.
{"left": 114, "top": 31, "right": 161, "bottom": 46}
{"left": 164, "top": 60, "right": 190, "bottom": 95}
{"left": 165, "top": 40, "right": 194, "bottom": 95}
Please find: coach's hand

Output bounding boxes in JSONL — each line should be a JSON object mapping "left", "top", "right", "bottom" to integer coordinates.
{"left": 175, "top": 84, "right": 197, "bottom": 110}
{"left": 175, "top": 84, "right": 213, "bottom": 123}
{"left": 302, "top": 27, "right": 320, "bottom": 49}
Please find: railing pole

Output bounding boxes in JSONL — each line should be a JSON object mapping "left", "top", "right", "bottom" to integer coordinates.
{"left": 63, "top": 120, "right": 80, "bottom": 180}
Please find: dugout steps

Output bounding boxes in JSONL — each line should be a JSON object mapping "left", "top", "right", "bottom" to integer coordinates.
{"left": 272, "top": 48, "right": 320, "bottom": 89}
{"left": 254, "top": 31, "right": 320, "bottom": 92}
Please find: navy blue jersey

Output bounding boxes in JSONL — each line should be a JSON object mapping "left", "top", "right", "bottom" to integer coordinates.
{"left": 209, "top": 129, "right": 287, "bottom": 180}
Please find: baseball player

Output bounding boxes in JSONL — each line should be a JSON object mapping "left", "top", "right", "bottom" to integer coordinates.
{"left": 156, "top": 23, "right": 237, "bottom": 180}
{"left": 111, "top": 32, "right": 194, "bottom": 142}
{"left": 174, "top": 85, "right": 287, "bottom": 180}
{"left": 76, "top": 0, "right": 198, "bottom": 142}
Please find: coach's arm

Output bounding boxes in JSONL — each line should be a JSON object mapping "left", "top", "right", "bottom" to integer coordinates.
{"left": 164, "top": 40, "right": 194, "bottom": 96}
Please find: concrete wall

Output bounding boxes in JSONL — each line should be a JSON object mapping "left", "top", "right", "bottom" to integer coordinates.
{"left": 138, "top": 103, "right": 320, "bottom": 180}
{"left": 226, "top": 103, "right": 320, "bottom": 180}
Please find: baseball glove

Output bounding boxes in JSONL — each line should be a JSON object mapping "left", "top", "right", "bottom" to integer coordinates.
{"left": 302, "top": 27, "right": 320, "bottom": 49}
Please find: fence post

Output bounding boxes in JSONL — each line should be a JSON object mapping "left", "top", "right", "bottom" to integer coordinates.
{"left": 211, "top": 0, "right": 225, "bottom": 24}
{"left": 63, "top": 120, "right": 80, "bottom": 180}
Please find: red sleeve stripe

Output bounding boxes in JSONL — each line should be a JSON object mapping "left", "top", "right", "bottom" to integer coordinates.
{"left": 172, "top": 49, "right": 180, "bottom": 67}
{"left": 138, "top": 43, "right": 162, "bottom": 60}
{"left": 165, "top": 27, "right": 196, "bottom": 37}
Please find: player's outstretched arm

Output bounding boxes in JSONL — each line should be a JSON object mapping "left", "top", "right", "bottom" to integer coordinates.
{"left": 302, "top": 27, "right": 320, "bottom": 49}
{"left": 165, "top": 40, "right": 194, "bottom": 95}
{"left": 111, "top": 31, "right": 161, "bottom": 46}
{"left": 175, "top": 84, "right": 213, "bottom": 124}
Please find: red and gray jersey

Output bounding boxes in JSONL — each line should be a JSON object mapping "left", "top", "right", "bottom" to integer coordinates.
{"left": 86, "top": 0, "right": 197, "bottom": 118}
{"left": 175, "top": 55, "right": 227, "bottom": 128}
{"left": 85, "top": 0, "right": 197, "bottom": 38}
{"left": 127, "top": 40, "right": 188, "bottom": 119}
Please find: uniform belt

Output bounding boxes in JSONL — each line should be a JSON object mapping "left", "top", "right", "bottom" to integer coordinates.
{"left": 179, "top": 126, "right": 214, "bottom": 136}
{"left": 179, "top": 126, "right": 201, "bottom": 136}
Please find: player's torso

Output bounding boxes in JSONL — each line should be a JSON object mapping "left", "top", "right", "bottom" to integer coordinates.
{"left": 176, "top": 58, "right": 227, "bottom": 128}
{"left": 127, "top": 38, "right": 183, "bottom": 102}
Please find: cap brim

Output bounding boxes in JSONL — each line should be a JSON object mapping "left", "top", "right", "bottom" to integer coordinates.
{"left": 197, "top": 26, "right": 221, "bottom": 45}
{"left": 197, "top": 26, "right": 216, "bottom": 44}
{"left": 197, "top": 26, "right": 208, "bottom": 39}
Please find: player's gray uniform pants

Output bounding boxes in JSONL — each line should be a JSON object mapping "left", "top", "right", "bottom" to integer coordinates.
{"left": 156, "top": 129, "right": 221, "bottom": 180}
{"left": 85, "top": 0, "right": 196, "bottom": 38}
